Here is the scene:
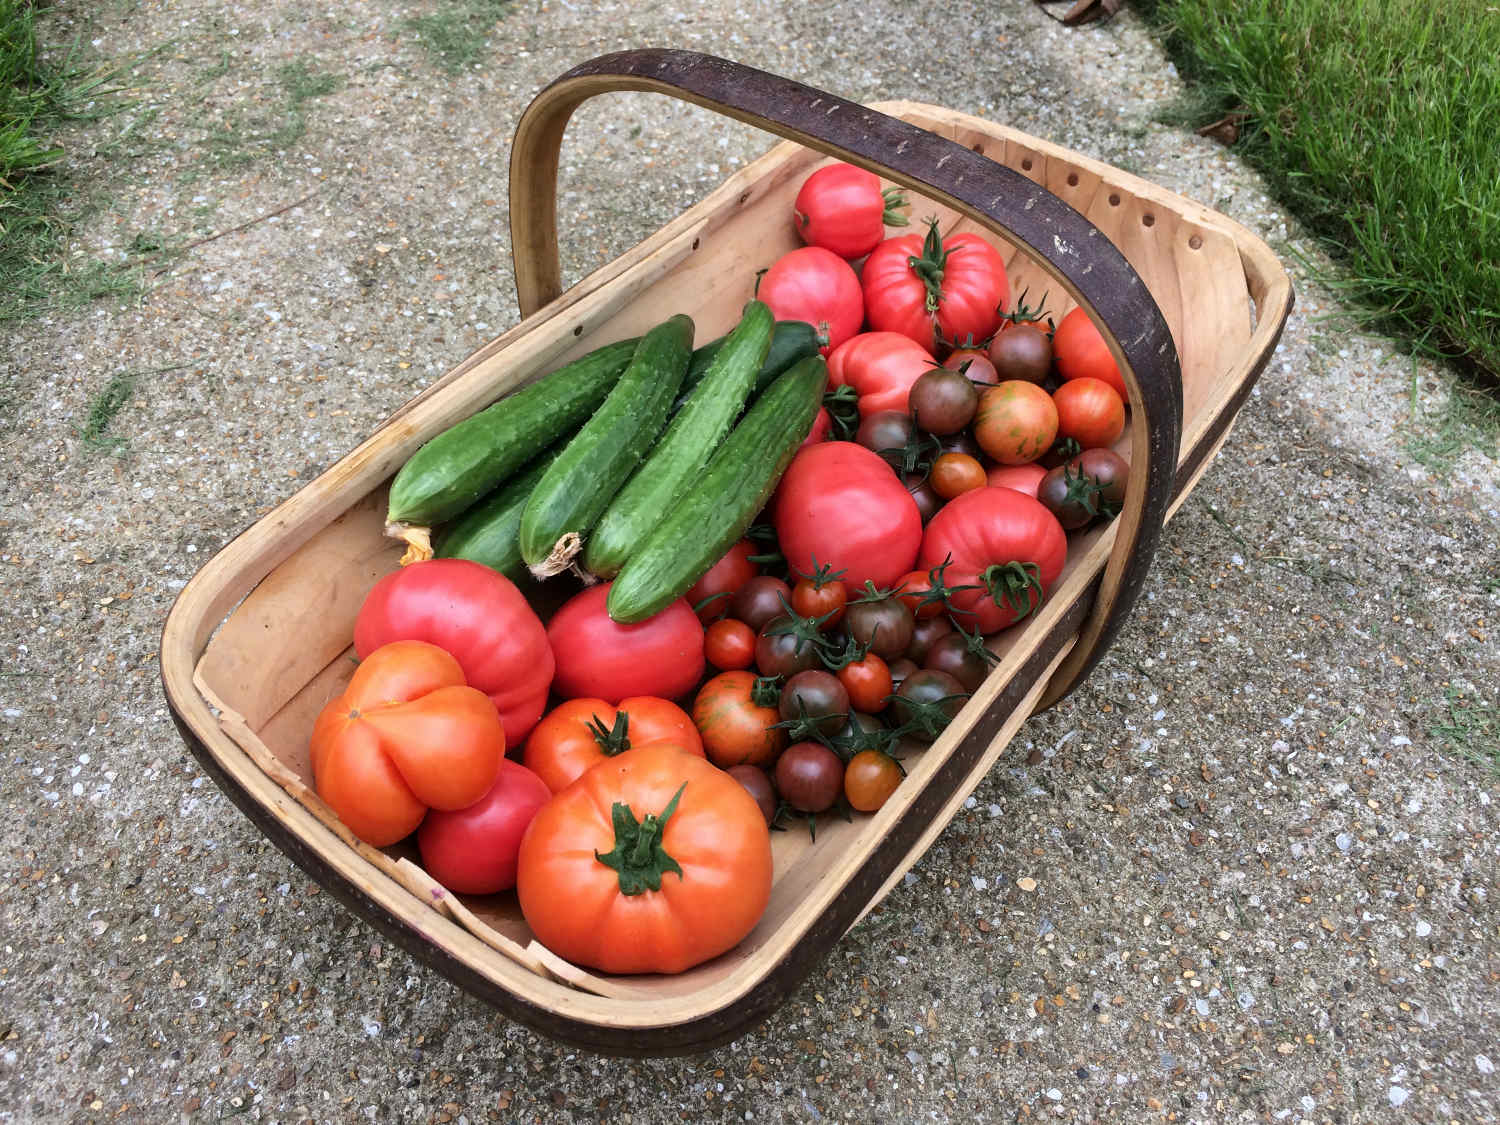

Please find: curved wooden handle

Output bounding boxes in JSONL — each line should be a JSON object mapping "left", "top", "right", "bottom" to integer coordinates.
{"left": 509, "top": 49, "right": 1182, "bottom": 703}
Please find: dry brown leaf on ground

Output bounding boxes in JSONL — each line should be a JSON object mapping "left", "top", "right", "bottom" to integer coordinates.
{"left": 1035, "top": 0, "right": 1124, "bottom": 25}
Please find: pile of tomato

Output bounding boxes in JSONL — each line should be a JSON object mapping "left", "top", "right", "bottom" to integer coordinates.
{"left": 304, "top": 160, "right": 1135, "bottom": 977}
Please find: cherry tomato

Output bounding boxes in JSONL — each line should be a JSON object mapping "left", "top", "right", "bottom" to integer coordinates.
{"left": 793, "top": 163, "right": 908, "bottom": 259}
{"left": 779, "top": 669, "right": 850, "bottom": 737}
{"left": 704, "top": 618, "right": 757, "bottom": 671}
{"left": 923, "top": 630, "right": 997, "bottom": 692}
{"left": 892, "top": 568, "right": 947, "bottom": 621}
{"left": 890, "top": 669, "right": 969, "bottom": 741}
{"left": 837, "top": 653, "right": 894, "bottom": 714}
{"left": 989, "top": 322, "right": 1052, "bottom": 383}
{"left": 844, "top": 750, "right": 903, "bottom": 813}
{"left": 791, "top": 573, "right": 848, "bottom": 629}
{"left": 906, "top": 614, "right": 955, "bottom": 664}
{"left": 692, "top": 671, "right": 787, "bottom": 769}
{"left": 1076, "top": 448, "right": 1130, "bottom": 511}
{"left": 1037, "top": 463, "right": 1099, "bottom": 530}
{"left": 842, "top": 596, "right": 915, "bottom": 659}
{"left": 774, "top": 742, "right": 845, "bottom": 813}
{"left": 731, "top": 575, "right": 794, "bottom": 634}
{"left": 973, "top": 381, "right": 1059, "bottom": 465}
{"left": 942, "top": 348, "right": 999, "bottom": 386}
{"left": 1053, "top": 376, "right": 1126, "bottom": 449}
{"left": 758, "top": 246, "right": 864, "bottom": 355}
{"left": 1052, "top": 306, "right": 1126, "bottom": 398}
{"left": 908, "top": 367, "right": 979, "bottom": 435}
{"left": 756, "top": 616, "right": 822, "bottom": 678}
{"left": 727, "top": 764, "right": 778, "bottom": 825}
{"left": 930, "top": 452, "right": 988, "bottom": 500}
{"left": 686, "top": 539, "right": 759, "bottom": 624}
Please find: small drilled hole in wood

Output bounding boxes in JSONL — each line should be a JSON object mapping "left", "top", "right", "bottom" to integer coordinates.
{"left": 692, "top": 238, "right": 700, "bottom": 251}
{"left": 1021, "top": 157, "right": 1033, "bottom": 171}
{"left": 738, "top": 192, "right": 749, "bottom": 205}
{"left": 971, "top": 143, "right": 984, "bottom": 154}
{"left": 1142, "top": 213, "right": 1156, "bottom": 228}
{"left": 1066, "top": 172, "right": 1079, "bottom": 187}
{"left": 1188, "top": 234, "right": 1203, "bottom": 250}
{"left": 1108, "top": 193, "right": 1121, "bottom": 206}
{"left": 573, "top": 325, "right": 583, "bottom": 337}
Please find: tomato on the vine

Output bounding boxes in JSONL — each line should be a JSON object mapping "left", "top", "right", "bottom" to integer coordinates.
{"left": 758, "top": 246, "right": 863, "bottom": 355}
{"left": 790, "top": 565, "right": 848, "bottom": 629}
{"left": 844, "top": 750, "right": 903, "bottom": 813}
{"left": 779, "top": 669, "right": 850, "bottom": 738}
{"left": 692, "top": 671, "right": 787, "bottom": 769}
{"left": 862, "top": 220, "right": 1009, "bottom": 351}
{"left": 793, "top": 163, "right": 909, "bottom": 259}
{"left": 704, "top": 618, "right": 757, "bottom": 671}
{"left": 973, "top": 381, "right": 1059, "bottom": 466}
{"left": 1053, "top": 376, "right": 1125, "bottom": 449}
{"left": 685, "top": 539, "right": 759, "bottom": 625}
{"left": 989, "top": 322, "right": 1052, "bottom": 384}
{"left": 774, "top": 742, "right": 845, "bottom": 813}
{"left": 837, "top": 652, "right": 894, "bottom": 714}
{"left": 1052, "top": 306, "right": 1127, "bottom": 399}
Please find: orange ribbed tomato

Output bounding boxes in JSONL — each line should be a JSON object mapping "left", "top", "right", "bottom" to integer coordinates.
{"left": 522, "top": 696, "right": 704, "bottom": 795}
{"left": 516, "top": 744, "right": 773, "bottom": 975}
{"left": 310, "top": 640, "right": 504, "bottom": 847}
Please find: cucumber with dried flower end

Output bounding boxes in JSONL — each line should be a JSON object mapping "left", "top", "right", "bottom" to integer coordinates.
{"left": 519, "top": 315, "right": 695, "bottom": 577}
{"left": 433, "top": 450, "right": 558, "bottom": 578}
{"left": 584, "top": 301, "right": 774, "bottom": 579}
{"left": 385, "top": 337, "right": 638, "bottom": 531}
{"left": 607, "top": 356, "right": 826, "bottom": 623}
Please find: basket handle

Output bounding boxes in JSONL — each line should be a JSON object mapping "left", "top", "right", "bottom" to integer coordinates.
{"left": 509, "top": 49, "right": 1181, "bottom": 703}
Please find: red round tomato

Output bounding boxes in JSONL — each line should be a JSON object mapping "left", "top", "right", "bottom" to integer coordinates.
{"left": 685, "top": 538, "right": 759, "bottom": 624}
{"left": 353, "top": 558, "right": 554, "bottom": 746}
{"left": 691, "top": 670, "right": 787, "bottom": 768}
{"left": 1052, "top": 306, "right": 1127, "bottom": 399}
{"left": 825, "top": 332, "right": 936, "bottom": 417}
{"left": 986, "top": 461, "right": 1049, "bottom": 498}
{"left": 837, "top": 653, "right": 893, "bottom": 714}
{"left": 918, "top": 487, "right": 1068, "bottom": 633}
{"left": 861, "top": 222, "right": 1009, "bottom": 351}
{"left": 547, "top": 584, "right": 705, "bottom": 703}
{"left": 704, "top": 618, "right": 757, "bottom": 671}
{"left": 758, "top": 246, "right": 863, "bottom": 355}
{"left": 515, "top": 744, "right": 773, "bottom": 974}
{"left": 973, "top": 381, "right": 1059, "bottom": 466}
{"left": 416, "top": 759, "right": 551, "bottom": 895}
{"left": 771, "top": 441, "right": 923, "bottom": 590}
{"left": 790, "top": 573, "right": 847, "bottom": 628}
{"left": 523, "top": 696, "right": 705, "bottom": 795}
{"left": 793, "top": 163, "right": 907, "bottom": 259}
{"left": 1053, "top": 376, "right": 1126, "bottom": 449}
{"left": 311, "top": 640, "right": 505, "bottom": 847}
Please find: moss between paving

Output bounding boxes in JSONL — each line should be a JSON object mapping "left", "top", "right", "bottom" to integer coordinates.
{"left": 1, "top": 1, "right": 1496, "bottom": 1122}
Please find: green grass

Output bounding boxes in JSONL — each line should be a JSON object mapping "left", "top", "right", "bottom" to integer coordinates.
{"left": 1428, "top": 687, "right": 1499, "bottom": 775}
{"left": 403, "top": 0, "right": 510, "bottom": 73}
{"left": 1404, "top": 370, "right": 1500, "bottom": 474}
{"left": 78, "top": 368, "right": 136, "bottom": 449}
{"left": 1, "top": 0, "right": 137, "bottom": 320}
{"left": 1137, "top": 0, "right": 1500, "bottom": 384}
{"left": 200, "top": 58, "right": 343, "bottom": 169}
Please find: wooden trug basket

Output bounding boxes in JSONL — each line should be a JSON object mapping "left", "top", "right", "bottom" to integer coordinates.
{"left": 161, "top": 51, "right": 1292, "bottom": 1055}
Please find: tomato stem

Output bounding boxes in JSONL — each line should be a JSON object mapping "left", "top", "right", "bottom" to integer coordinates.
{"left": 593, "top": 783, "right": 687, "bottom": 896}
{"left": 881, "top": 186, "right": 910, "bottom": 228}
{"left": 586, "top": 711, "right": 632, "bottom": 757}
{"left": 981, "top": 561, "right": 1045, "bottom": 623}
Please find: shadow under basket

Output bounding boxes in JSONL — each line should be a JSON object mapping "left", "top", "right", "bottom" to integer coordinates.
{"left": 161, "top": 51, "right": 1292, "bottom": 1055}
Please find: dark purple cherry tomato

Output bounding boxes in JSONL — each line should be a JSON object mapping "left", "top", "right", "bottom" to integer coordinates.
{"left": 732, "top": 576, "right": 794, "bottom": 634}
{"left": 855, "top": 410, "right": 917, "bottom": 456}
{"left": 922, "top": 631, "right": 996, "bottom": 692}
{"left": 1037, "top": 464, "right": 1097, "bottom": 530}
{"left": 904, "top": 474, "right": 944, "bottom": 525}
{"left": 887, "top": 657, "right": 918, "bottom": 690}
{"left": 842, "top": 597, "right": 915, "bottom": 659}
{"left": 907, "top": 615, "right": 956, "bottom": 664}
{"left": 908, "top": 367, "right": 979, "bottom": 435}
{"left": 1075, "top": 448, "right": 1129, "bottom": 512}
{"left": 890, "top": 669, "right": 969, "bottom": 741}
{"left": 755, "top": 617, "right": 822, "bottom": 679}
{"left": 727, "top": 764, "right": 778, "bottom": 825}
{"left": 774, "top": 742, "right": 845, "bottom": 812}
{"left": 989, "top": 323, "right": 1052, "bottom": 384}
{"left": 779, "top": 669, "right": 850, "bottom": 737}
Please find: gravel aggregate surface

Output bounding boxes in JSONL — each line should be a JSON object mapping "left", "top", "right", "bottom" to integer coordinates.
{"left": 2, "top": 1, "right": 1497, "bottom": 1122}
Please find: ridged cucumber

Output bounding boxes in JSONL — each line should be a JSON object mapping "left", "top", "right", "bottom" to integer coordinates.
{"left": 607, "top": 355, "right": 826, "bottom": 623}
{"left": 433, "top": 449, "right": 559, "bottom": 578}
{"left": 677, "top": 319, "right": 821, "bottom": 407}
{"left": 519, "top": 315, "right": 695, "bottom": 576}
{"left": 584, "top": 301, "right": 775, "bottom": 579}
{"left": 385, "top": 337, "right": 638, "bottom": 531}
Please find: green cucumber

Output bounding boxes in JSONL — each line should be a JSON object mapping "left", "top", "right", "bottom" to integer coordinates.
{"left": 519, "top": 315, "right": 695, "bottom": 576}
{"left": 677, "top": 319, "right": 821, "bottom": 407}
{"left": 584, "top": 301, "right": 775, "bottom": 579}
{"left": 433, "top": 449, "right": 559, "bottom": 578}
{"left": 386, "top": 337, "right": 638, "bottom": 529}
{"left": 607, "top": 355, "right": 826, "bottom": 623}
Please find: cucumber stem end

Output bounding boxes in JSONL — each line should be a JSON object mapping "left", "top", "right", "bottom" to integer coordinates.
{"left": 528, "top": 531, "right": 583, "bottom": 580}
{"left": 385, "top": 522, "right": 434, "bottom": 566}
